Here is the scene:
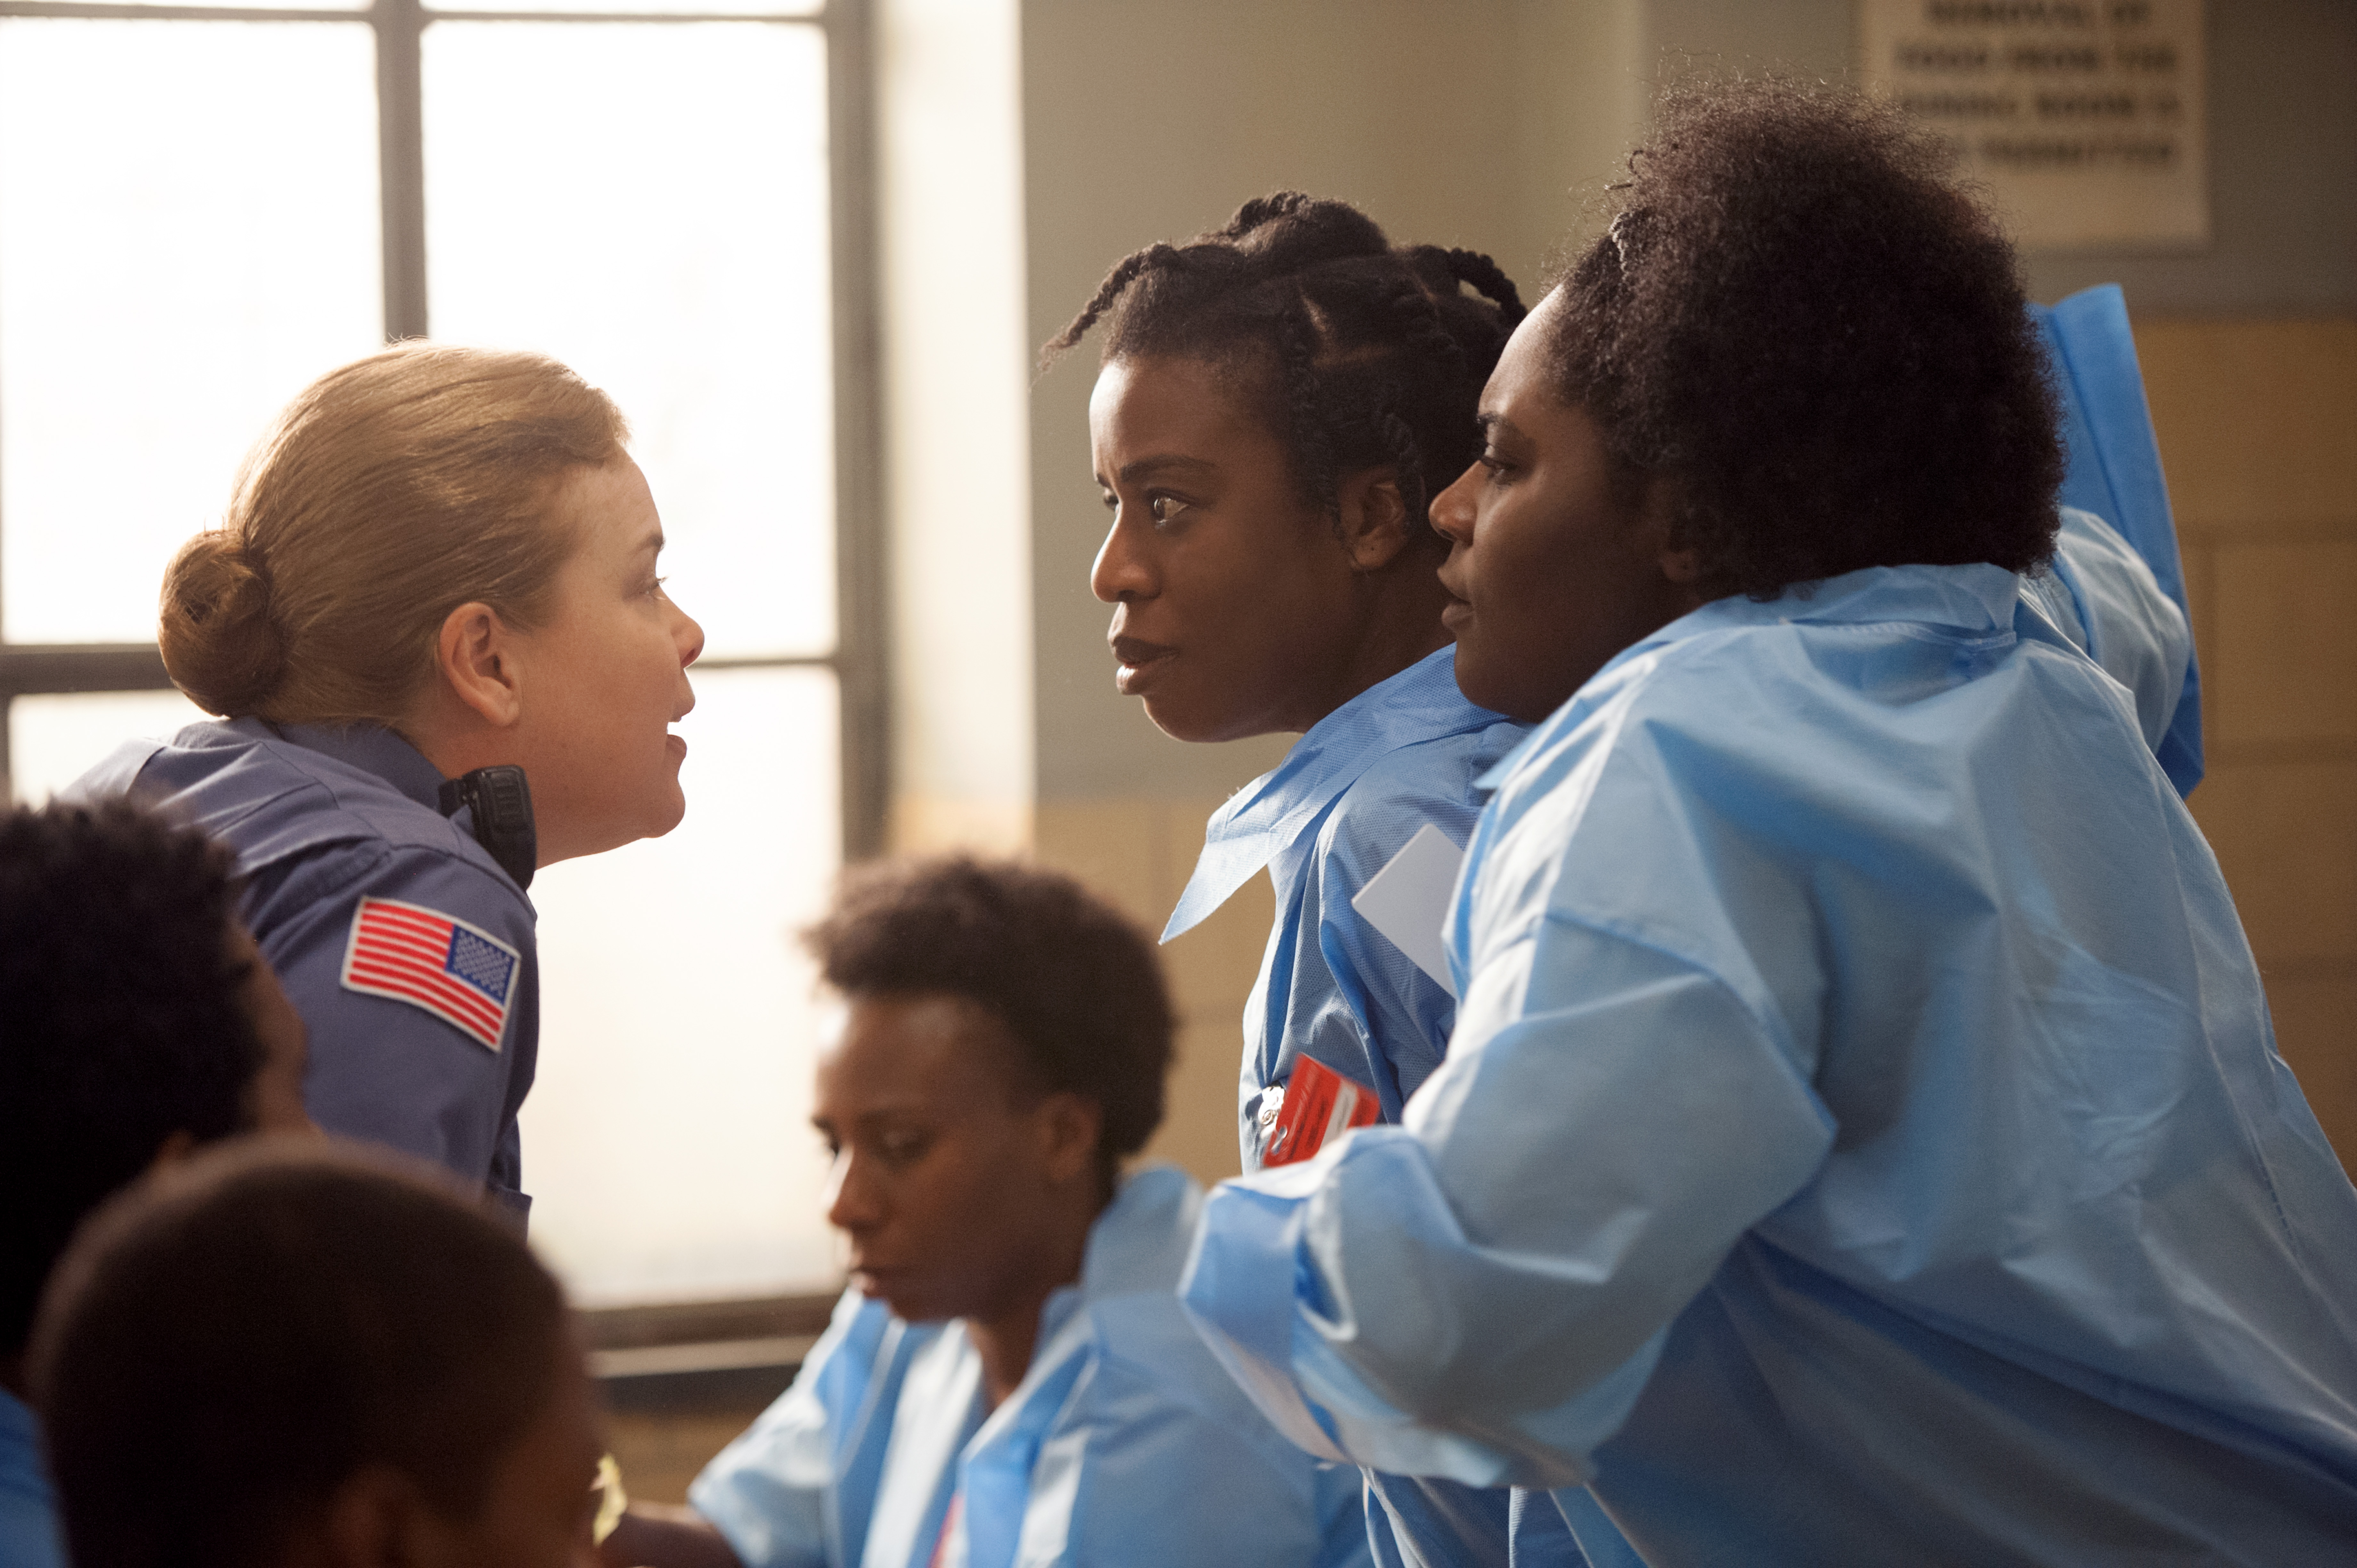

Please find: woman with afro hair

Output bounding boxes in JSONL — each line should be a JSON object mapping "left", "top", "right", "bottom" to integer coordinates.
{"left": 1184, "top": 81, "right": 2357, "bottom": 1565}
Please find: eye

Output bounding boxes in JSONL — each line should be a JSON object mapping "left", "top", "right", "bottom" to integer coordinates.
{"left": 877, "top": 1130, "right": 931, "bottom": 1167}
{"left": 1098, "top": 488, "right": 1118, "bottom": 513}
{"left": 1147, "top": 493, "right": 1195, "bottom": 526}
{"left": 1477, "top": 451, "right": 1518, "bottom": 485}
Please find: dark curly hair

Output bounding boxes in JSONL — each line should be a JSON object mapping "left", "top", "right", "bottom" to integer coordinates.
{"left": 1043, "top": 191, "right": 1526, "bottom": 532}
{"left": 805, "top": 857, "right": 1173, "bottom": 1184}
{"left": 30, "top": 1143, "right": 567, "bottom": 1568}
{"left": 1, "top": 800, "right": 264, "bottom": 1355}
{"left": 1546, "top": 80, "right": 2064, "bottom": 597}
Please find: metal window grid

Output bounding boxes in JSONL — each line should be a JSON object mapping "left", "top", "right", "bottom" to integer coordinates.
{"left": 0, "top": 0, "right": 887, "bottom": 857}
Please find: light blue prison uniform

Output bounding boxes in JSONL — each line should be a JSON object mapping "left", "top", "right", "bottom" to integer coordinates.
{"left": 70, "top": 720, "right": 539, "bottom": 1218}
{"left": 688, "top": 1166, "right": 1371, "bottom": 1568}
{"left": 1181, "top": 562, "right": 2357, "bottom": 1565}
{"left": 1163, "top": 505, "right": 2190, "bottom": 1568}
{"left": 0, "top": 1388, "right": 63, "bottom": 1568}
{"left": 1162, "top": 643, "right": 1539, "bottom": 1567}
{"left": 2030, "top": 283, "right": 2203, "bottom": 794}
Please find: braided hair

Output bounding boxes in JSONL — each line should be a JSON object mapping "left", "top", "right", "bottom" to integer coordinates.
{"left": 1044, "top": 193, "right": 1525, "bottom": 534}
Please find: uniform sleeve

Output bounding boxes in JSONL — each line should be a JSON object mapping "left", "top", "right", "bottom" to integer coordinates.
{"left": 1006, "top": 1300, "right": 1374, "bottom": 1568}
{"left": 1181, "top": 914, "right": 1835, "bottom": 1490}
{"left": 689, "top": 1290, "right": 887, "bottom": 1568}
{"left": 244, "top": 840, "right": 536, "bottom": 1190}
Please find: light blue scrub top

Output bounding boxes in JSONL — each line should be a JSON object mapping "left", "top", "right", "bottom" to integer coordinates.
{"left": 1165, "top": 643, "right": 1527, "bottom": 1161}
{"left": 1182, "top": 563, "right": 2357, "bottom": 1565}
{"left": 70, "top": 720, "right": 539, "bottom": 1217}
{"left": 0, "top": 1389, "right": 63, "bottom": 1568}
{"left": 1165, "top": 514, "right": 2185, "bottom": 1568}
{"left": 1164, "top": 645, "right": 1546, "bottom": 1567}
{"left": 690, "top": 1166, "right": 1371, "bottom": 1568}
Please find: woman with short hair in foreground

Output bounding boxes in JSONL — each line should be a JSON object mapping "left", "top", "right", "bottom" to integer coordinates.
{"left": 604, "top": 857, "right": 1371, "bottom": 1568}
{"left": 30, "top": 1143, "right": 602, "bottom": 1568}
{"left": 1182, "top": 80, "right": 2357, "bottom": 1564}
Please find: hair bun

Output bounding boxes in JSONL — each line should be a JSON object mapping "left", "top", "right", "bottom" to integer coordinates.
{"left": 158, "top": 532, "right": 286, "bottom": 717}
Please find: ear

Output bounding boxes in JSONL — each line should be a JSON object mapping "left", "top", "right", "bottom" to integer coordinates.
{"left": 1636, "top": 475, "right": 1708, "bottom": 588}
{"left": 1033, "top": 1091, "right": 1106, "bottom": 1187}
{"left": 434, "top": 602, "right": 525, "bottom": 730}
{"left": 1333, "top": 469, "right": 1417, "bottom": 572}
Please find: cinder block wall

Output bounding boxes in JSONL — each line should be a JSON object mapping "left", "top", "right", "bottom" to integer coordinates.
{"left": 2146, "top": 318, "right": 2357, "bottom": 1174}
{"left": 1034, "top": 800, "right": 1268, "bottom": 1186}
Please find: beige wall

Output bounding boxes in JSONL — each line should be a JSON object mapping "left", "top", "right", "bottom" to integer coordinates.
{"left": 2147, "top": 318, "right": 2357, "bottom": 1174}
{"left": 1013, "top": 0, "right": 1651, "bottom": 1182}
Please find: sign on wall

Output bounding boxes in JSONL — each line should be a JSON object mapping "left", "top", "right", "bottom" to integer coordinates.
{"left": 1861, "top": 0, "right": 2208, "bottom": 250}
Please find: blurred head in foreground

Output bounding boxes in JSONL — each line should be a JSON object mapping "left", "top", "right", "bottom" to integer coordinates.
{"left": 1432, "top": 78, "right": 2063, "bottom": 722}
{"left": 804, "top": 855, "right": 1174, "bottom": 1328}
{"left": 0, "top": 799, "right": 310, "bottom": 1382}
{"left": 29, "top": 1143, "right": 599, "bottom": 1568}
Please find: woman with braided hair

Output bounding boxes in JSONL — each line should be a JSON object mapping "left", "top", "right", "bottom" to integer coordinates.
{"left": 1048, "top": 194, "right": 1615, "bottom": 1567}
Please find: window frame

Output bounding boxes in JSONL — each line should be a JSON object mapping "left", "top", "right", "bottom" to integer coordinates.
{"left": 0, "top": 0, "right": 888, "bottom": 861}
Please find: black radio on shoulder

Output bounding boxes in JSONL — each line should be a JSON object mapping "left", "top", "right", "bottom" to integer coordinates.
{"left": 438, "top": 765, "right": 538, "bottom": 891}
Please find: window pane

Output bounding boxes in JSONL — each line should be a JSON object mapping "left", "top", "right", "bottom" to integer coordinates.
{"left": 425, "top": 21, "right": 835, "bottom": 662}
{"left": 67, "top": 0, "right": 364, "bottom": 9}
{"left": 8, "top": 689, "right": 209, "bottom": 805}
{"left": 436, "top": 0, "right": 818, "bottom": 15}
{"left": 0, "top": 20, "right": 383, "bottom": 645}
{"left": 522, "top": 665, "right": 843, "bottom": 1305}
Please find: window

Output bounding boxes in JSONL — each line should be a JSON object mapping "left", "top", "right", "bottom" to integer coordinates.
{"left": 0, "top": 0, "right": 880, "bottom": 1307}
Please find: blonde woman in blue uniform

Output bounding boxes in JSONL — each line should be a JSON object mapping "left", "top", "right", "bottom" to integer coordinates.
{"left": 73, "top": 344, "right": 702, "bottom": 1220}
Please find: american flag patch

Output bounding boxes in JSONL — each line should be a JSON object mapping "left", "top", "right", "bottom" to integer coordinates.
{"left": 339, "top": 896, "right": 519, "bottom": 1053}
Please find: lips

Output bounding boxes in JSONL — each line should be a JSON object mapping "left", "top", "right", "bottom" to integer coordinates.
{"left": 1440, "top": 597, "right": 1473, "bottom": 634}
{"left": 1110, "top": 634, "right": 1178, "bottom": 696}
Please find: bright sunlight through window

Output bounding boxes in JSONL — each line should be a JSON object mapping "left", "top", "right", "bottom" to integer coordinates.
{"left": 0, "top": 0, "right": 850, "bottom": 1307}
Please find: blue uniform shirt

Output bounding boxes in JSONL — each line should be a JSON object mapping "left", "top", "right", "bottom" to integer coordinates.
{"left": 2032, "top": 284, "right": 2203, "bottom": 793}
{"left": 689, "top": 1167, "right": 1371, "bottom": 1568}
{"left": 0, "top": 1389, "right": 63, "bottom": 1568}
{"left": 71, "top": 720, "right": 539, "bottom": 1217}
{"left": 1165, "top": 647, "right": 1576, "bottom": 1568}
{"left": 1164, "top": 644, "right": 1527, "bottom": 1167}
{"left": 1182, "top": 563, "right": 2357, "bottom": 1565}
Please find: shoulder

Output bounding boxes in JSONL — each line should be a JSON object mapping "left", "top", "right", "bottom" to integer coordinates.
{"left": 118, "top": 722, "right": 527, "bottom": 925}
{"left": 1316, "top": 714, "right": 1528, "bottom": 885}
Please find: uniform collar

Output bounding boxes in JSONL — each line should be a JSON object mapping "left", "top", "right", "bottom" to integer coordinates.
{"left": 265, "top": 721, "right": 449, "bottom": 813}
{"left": 1475, "top": 563, "right": 2026, "bottom": 793}
{"left": 1162, "top": 645, "right": 1504, "bottom": 941}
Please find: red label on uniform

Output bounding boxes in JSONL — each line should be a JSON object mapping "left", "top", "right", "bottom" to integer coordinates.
{"left": 1262, "top": 1054, "right": 1380, "bottom": 1166}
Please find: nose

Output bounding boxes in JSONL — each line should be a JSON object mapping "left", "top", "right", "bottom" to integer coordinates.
{"left": 1090, "top": 511, "right": 1154, "bottom": 605}
{"left": 1429, "top": 461, "right": 1480, "bottom": 548}
{"left": 824, "top": 1149, "right": 882, "bottom": 1234}
{"left": 671, "top": 597, "right": 705, "bottom": 669}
